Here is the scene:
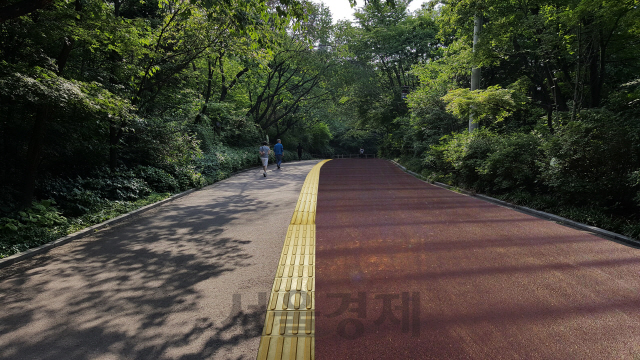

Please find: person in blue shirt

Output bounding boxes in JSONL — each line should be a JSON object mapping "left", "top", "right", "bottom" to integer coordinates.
{"left": 274, "top": 139, "right": 284, "bottom": 169}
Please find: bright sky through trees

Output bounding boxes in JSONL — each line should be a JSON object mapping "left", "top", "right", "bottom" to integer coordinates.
{"left": 320, "top": 0, "right": 428, "bottom": 23}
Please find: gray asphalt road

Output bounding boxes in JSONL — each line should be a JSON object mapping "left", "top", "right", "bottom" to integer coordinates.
{"left": 0, "top": 160, "right": 320, "bottom": 360}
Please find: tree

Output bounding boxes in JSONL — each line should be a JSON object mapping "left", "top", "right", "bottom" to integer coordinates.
{"left": 432, "top": 0, "right": 640, "bottom": 131}
{"left": 245, "top": 2, "right": 336, "bottom": 138}
{"left": 328, "top": 1, "right": 440, "bottom": 157}
{"left": 0, "top": 0, "right": 307, "bottom": 207}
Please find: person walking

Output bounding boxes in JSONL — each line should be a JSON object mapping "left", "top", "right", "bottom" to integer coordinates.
{"left": 274, "top": 139, "right": 284, "bottom": 169}
{"left": 297, "top": 143, "right": 303, "bottom": 161}
{"left": 359, "top": 147, "right": 364, "bottom": 158}
{"left": 259, "top": 141, "right": 270, "bottom": 177}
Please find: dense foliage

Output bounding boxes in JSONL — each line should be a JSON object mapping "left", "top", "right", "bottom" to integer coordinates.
{"left": 0, "top": 0, "right": 334, "bottom": 257}
{"left": 379, "top": 0, "right": 640, "bottom": 238}
{"left": 2, "top": 0, "right": 640, "bottom": 257}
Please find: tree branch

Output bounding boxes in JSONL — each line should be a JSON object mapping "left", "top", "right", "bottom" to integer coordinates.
{"left": 0, "top": 0, "right": 53, "bottom": 23}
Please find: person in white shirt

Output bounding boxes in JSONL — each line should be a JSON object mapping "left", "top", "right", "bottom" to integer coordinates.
{"left": 259, "top": 141, "right": 270, "bottom": 177}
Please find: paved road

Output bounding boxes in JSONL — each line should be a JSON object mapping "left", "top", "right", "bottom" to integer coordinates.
{"left": 315, "top": 159, "right": 640, "bottom": 359}
{"left": 0, "top": 160, "right": 320, "bottom": 360}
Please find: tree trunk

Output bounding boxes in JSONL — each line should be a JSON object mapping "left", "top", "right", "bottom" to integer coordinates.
{"left": 589, "top": 32, "right": 606, "bottom": 108}
{"left": 597, "top": 40, "right": 606, "bottom": 106}
{"left": 57, "top": 37, "right": 74, "bottom": 75}
{"left": 572, "top": 23, "right": 582, "bottom": 121}
{"left": 56, "top": 0, "right": 81, "bottom": 75}
{"left": 588, "top": 46, "right": 600, "bottom": 108}
{"left": 1, "top": 102, "right": 12, "bottom": 187}
{"left": 469, "top": 15, "right": 482, "bottom": 133}
{"left": 195, "top": 58, "right": 214, "bottom": 124}
{"left": 380, "top": 59, "right": 395, "bottom": 88}
{"left": 392, "top": 65, "right": 402, "bottom": 89}
{"left": 22, "top": 104, "right": 49, "bottom": 208}
{"left": 114, "top": 0, "right": 121, "bottom": 17}
{"left": 109, "top": 120, "right": 122, "bottom": 171}
{"left": 220, "top": 67, "right": 249, "bottom": 102}
{"left": 545, "top": 66, "right": 569, "bottom": 112}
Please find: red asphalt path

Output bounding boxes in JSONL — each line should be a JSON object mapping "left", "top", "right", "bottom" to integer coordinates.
{"left": 315, "top": 159, "right": 640, "bottom": 359}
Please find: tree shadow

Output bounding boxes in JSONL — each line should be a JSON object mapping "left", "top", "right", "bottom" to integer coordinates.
{"left": 0, "top": 161, "right": 319, "bottom": 360}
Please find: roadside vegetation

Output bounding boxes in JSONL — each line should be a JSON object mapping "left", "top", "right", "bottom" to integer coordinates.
{"left": 379, "top": 0, "right": 640, "bottom": 239}
{"left": 0, "top": 0, "right": 325, "bottom": 258}
{"left": 1, "top": 0, "right": 640, "bottom": 258}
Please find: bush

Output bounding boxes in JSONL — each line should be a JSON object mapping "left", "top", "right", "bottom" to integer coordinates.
{"left": 196, "top": 146, "right": 261, "bottom": 182}
{"left": 135, "top": 166, "right": 179, "bottom": 193}
{"left": 125, "top": 117, "right": 203, "bottom": 171}
{"left": 417, "top": 109, "right": 640, "bottom": 240}
{"left": 68, "top": 193, "right": 170, "bottom": 232}
{"left": 0, "top": 193, "right": 174, "bottom": 259}
{"left": 0, "top": 200, "right": 70, "bottom": 259}
{"left": 425, "top": 130, "right": 499, "bottom": 189}
{"left": 83, "top": 170, "right": 152, "bottom": 201}
{"left": 477, "top": 133, "right": 542, "bottom": 194}
{"left": 538, "top": 109, "right": 640, "bottom": 208}
{"left": 282, "top": 149, "right": 313, "bottom": 162}
{"left": 60, "top": 189, "right": 107, "bottom": 216}
{"left": 39, "top": 169, "right": 155, "bottom": 216}
{"left": 396, "top": 155, "right": 424, "bottom": 173}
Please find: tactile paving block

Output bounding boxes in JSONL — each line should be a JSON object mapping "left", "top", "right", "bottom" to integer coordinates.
{"left": 257, "top": 160, "right": 329, "bottom": 360}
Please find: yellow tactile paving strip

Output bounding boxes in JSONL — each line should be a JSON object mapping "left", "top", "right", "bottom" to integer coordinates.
{"left": 257, "top": 160, "right": 330, "bottom": 360}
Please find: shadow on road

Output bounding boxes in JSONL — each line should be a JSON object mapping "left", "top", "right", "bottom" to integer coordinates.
{"left": 315, "top": 159, "right": 640, "bottom": 360}
{"left": 0, "top": 160, "right": 319, "bottom": 360}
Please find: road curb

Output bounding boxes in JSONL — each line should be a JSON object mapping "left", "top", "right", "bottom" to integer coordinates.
{"left": 388, "top": 159, "right": 640, "bottom": 248}
{"left": 0, "top": 164, "right": 273, "bottom": 270}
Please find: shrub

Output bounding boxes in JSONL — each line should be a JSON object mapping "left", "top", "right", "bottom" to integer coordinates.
{"left": 82, "top": 170, "right": 152, "bottom": 201}
{"left": 125, "top": 117, "right": 203, "bottom": 171}
{"left": 477, "top": 133, "right": 542, "bottom": 194}
{"left": 196, "top": 146, "right": 261, "bottom": 182}
{"left": 538, "top": 109, "right": 640, "bottom": 208}
{"left": 425, "top": 130, "right": 499, "bottom": 189}
{"left": 39, "top": 169, "right": 154, "bottom": 216}
{"left": 282, "top": 149, "right": 312, "bottom": 162}
{"left": 135, "top": 166, "right": 179, "bottom": 193}
{"left": 395, "top": 155, "right": 424, "bottom": 173}
{"left": 70, "top": 193, "right": 170, "bottom": 231}
{"left": 0, "top": 200, "right": 70, "bottom": 259}
{"left": 60, "top": 189, "right": 107, "bottom": 216}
